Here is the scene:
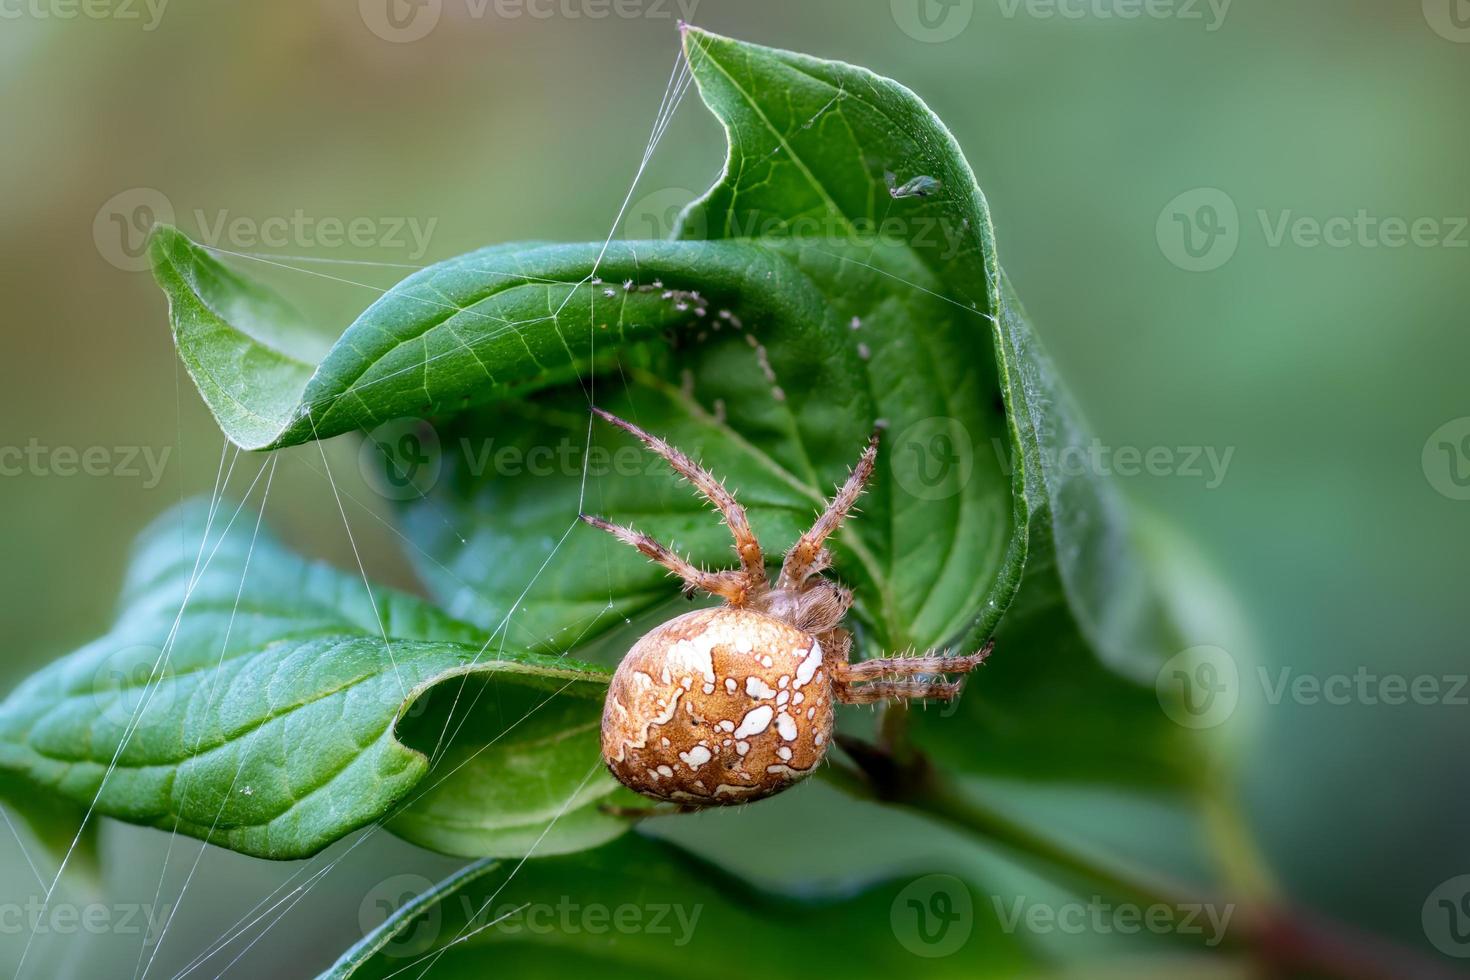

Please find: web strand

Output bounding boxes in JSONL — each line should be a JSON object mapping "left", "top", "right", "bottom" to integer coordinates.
{"left": 139, "top": 455, "right": 279, "bottom": 980}
{"left": 0, "top": 807, "right": 47, "bottom": 892}
{"left": 116, "top": 29, "right": 722, "bottom": 980}
{"left": 13, "top": 440, "right": 241, "bottom": 980}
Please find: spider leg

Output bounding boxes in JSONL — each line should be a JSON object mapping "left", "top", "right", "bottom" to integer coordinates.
{"left": 831, "top": 638, "right": 994, "bottom": 704}
{"left": 839, "top": 639, "right": 994, "bottom": 681}
{"left": 778, "top": 432, "right": 879, "bottom": 590}
{"left": 832, "top": 677, "right": 965, "bottom": 704}
{"left": 593, "top": 408, "right": 767, "bottom": 591}
{"left": 579, "top": 514, "right": 754, "bottom": 605}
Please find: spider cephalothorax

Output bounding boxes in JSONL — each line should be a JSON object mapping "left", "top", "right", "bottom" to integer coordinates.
{"left": 582, "top": 409, "right": 993, "bottom": 807}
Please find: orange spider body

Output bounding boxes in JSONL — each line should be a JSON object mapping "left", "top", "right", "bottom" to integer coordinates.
{"left": 582, "top": 409, "right": 992, "bottom": 807}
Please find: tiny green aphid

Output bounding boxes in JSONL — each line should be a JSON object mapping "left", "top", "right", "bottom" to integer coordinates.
{"left": 886, "top": 171, "right": 942, "bottom": 199}
{"left": 581, "top": 409, "right": 992, "bottom": 808}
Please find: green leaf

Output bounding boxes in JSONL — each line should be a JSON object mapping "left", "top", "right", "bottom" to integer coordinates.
{"left": 144, "top": 26, "right": 1230, "bottom": 795}
{"left": 150, "top": 228, "right": 776, "bottom": 453}
{"left": 149, "top": 228, "right": 330, "bottom": 450}
{"left": 0, "top": 499, "right": 617, "bottom": 861}
{"left": 326, "top": 32, "right": 1020, "bottom": 661}
{"left": 669, "top": 28, "right": 1233, "bottom": 796}
{"left": 906, "top": 278, "right": 1208, "bottom": 792}
{"left": 326, "top": 835, "right": 1028, "bottom": 979}
{"left": 386, "top": 674, "right": 640, "bottom": 858}
{"left": 154, "top": 209, "right": 1014, "bottom": 653}
{"left": 132, "top": 27, "right": 1239, "bottom": 870}
{"left": 402, "top": 27, "right": 1217, "bottom": 797}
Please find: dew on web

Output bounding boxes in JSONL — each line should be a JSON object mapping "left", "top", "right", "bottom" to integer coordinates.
{"left": 803, "top": 85, "right": 846, "bottom": 131}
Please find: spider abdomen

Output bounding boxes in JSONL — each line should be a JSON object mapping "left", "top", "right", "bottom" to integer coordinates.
{"left": 601, "top": 606, "right": 833, "bottom": 805}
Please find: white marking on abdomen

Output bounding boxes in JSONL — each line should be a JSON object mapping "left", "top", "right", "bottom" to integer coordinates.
{"left": 745, "top": 676, "right": 777, "bottom": 699}
{"left": 775, "top": 711, "right": 798, "bottom": 742}
{"left": 733, "top": 704, "right": 774, "bottom": 738}
{"left": 795, "top": 641, "right": 823, "bottom": 688}
{"left": 679, "top": 746, "right": 712, "bottom": 769}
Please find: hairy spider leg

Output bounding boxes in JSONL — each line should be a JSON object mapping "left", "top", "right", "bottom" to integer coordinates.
{"left": 825, "top": 631, "right": 994, "bottom": 704}
{"left": 578, "top": 514, "right": 754, "bottom": 604}
{"left": 833, "top": 678, "right": 967, "bottom": 704}
{"left": 583, "top": 408, "right": 767, "bottom": 600}
{"left": 778, "top": 433, "right": 880, "bottom": 590}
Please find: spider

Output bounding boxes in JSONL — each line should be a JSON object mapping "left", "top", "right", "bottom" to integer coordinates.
{"left": 581, "top": 408, "right": 993, "bottom": 807}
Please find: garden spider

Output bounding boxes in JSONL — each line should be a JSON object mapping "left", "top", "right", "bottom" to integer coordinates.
{"left": 581, "top": 409, "right": 992, "bottom": 806}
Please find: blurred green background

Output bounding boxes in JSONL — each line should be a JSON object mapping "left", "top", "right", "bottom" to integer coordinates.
{"left": 2, "top": 0, "right": 1467, "bottom": 976}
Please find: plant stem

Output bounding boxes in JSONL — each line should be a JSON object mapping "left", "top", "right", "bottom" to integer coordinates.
{"left": 1200, "top": 773, "right": 1278, "bottom": 905}
{"left": 823, "top": 745, "right": 1462, "bottom": 980}
{"left": 823, "top": 751, "right": 1205, "bottom": 910}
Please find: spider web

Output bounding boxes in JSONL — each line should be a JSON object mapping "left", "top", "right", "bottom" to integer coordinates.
{"left": 5, "top": 21, "right": 968, "bottom": 979}
{"left": 6, "top": 36, "right": 699, "bottom": 980}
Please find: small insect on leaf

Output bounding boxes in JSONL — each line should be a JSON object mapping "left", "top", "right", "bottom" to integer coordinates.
{"left": 885, "top": 171, "right": 942, "bottom": 199}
